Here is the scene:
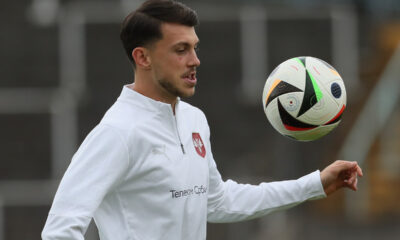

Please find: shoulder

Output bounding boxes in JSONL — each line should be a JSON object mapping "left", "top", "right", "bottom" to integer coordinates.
{"left": 96, "top": 101, "right": 147, "bottom": 147}
{"left": 100, "top": 100, "right": 149, "bottom": 130}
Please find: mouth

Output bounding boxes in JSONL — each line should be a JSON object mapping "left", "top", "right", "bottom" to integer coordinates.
{"left": 181, "top": 71, "right": 197, "bottom": 86}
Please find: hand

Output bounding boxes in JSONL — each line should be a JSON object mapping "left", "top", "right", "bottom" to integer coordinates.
{"left": 320, "top": 160, "right": 363, "bottom": 196}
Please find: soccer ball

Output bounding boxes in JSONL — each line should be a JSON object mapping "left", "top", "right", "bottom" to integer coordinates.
{"left": 262, "top": 56, "right": 346, "bottom": 141}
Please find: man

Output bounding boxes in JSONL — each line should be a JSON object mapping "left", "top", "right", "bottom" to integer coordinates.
{"left": 42, "top": 0, "right": 363, "bottom": 239}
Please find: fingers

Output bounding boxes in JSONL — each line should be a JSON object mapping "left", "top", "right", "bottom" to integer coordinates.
{"left": 345, "top": 178, "right": 358, "bottom": 191}
{"left": 344, "top": 171, "right": 358, "bottom": 191}
{"left": 344, "top": 165, "right": 361, "bottom": 191}
{"left": 321, "top": 160, "right": 363, "bottom": 195}
{"left": 335, "top": 160, "right": 362, "bottom": 192}
{"left": 356, "top": 165, "right": 363, "bottom": 177}
{"left": 335, "top": 160, "right": 363, "bottom": 177}
{"left": 331, "top": 160, "right": 355, "bottom": 175}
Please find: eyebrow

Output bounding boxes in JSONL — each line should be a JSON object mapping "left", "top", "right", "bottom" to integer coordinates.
{"left": 173, "top": 40, "right": 200, "bottom": 48}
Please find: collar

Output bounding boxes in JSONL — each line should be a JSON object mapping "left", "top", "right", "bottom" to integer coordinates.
{"left": 118, "top": 85, "right": 180, "bottom": 113}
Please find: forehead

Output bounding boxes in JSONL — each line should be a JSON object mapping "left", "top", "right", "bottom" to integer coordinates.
{"left": 158, "top": 23, "right": 199, "bottom": 46}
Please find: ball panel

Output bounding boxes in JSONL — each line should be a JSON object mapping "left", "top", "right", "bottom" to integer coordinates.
{"left": 290, "top": 122, "right": 341, "bottom": 141}
{"left": 277, "top": 98, "right": 318, "bottom": 130}
{"left": 297, "top": 66, "right": 321, "bottom": 117}
{"left": 317, "top": 57, "right": 340, "bottom": 76}
{"left": 282, "top": 58, "right": 307, "bottom": 90}
{"left": 265, "top": 98, "right": 288, "bottom": 136}
{"left": 296, "top": 95, "right": 338, "bottom": 125}
{"left": 307, "top": 57, "right": 347, "bottom": 107}
{"left": 297, "top": 56, "right": 306, "bottom": 68}
{"left": 269, "top": 64, "right": 281, "bottom": 78}
{"left": 265, "top": 80, "right": 302, "bottom": 107}
{"left": 296, "top": 75, "right": 341, "bottom": 124}
{"left": 324, "top": 105, "right": 345, "bottom": 125}
{"left": 264, "top": 79, "right": 282, "bottom": 106}
{"left": 309, "top": 56, "right": 341, "bottom": 78}
{"left": 278, "top": 92, "right": 303, "bottom": 116}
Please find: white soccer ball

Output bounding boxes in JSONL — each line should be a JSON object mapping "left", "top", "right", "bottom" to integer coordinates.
{"left": 262, "top": 56, "right": 346, "bottom": 141}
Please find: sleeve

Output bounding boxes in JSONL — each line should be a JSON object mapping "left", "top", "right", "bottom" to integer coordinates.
{"left": 205, "top": 133, "right": 326, "bottom": 223}
{"left": 42, "top": 124, "right": 130, "bottom": 239}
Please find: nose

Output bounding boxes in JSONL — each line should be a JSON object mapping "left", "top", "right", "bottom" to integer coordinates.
{"left": 189, "top": 50, "right": 200, "bottom": 67}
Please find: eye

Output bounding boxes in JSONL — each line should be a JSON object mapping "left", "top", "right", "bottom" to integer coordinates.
{"left": 175, "top": 48, "right": 186, "bottom": 54}
{"left": 194, "top": 45, "right": 200, "bottom": 53}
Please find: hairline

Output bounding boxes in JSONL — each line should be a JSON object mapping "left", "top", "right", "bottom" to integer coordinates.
{"left": 147, "top": 23, "right": 200, "bottom": 49}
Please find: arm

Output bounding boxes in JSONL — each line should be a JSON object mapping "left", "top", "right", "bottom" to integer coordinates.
{"left": 42, "top": 125, "right": 129, "bottom": 239}
{"left": 206, "top": 157, "right": 363, "bottom": 223}
{"left": 206, "top": 153, "right": 326, "bottom": 223}
{"left": 204, "top": 137, "right": 362, "bottom": 223}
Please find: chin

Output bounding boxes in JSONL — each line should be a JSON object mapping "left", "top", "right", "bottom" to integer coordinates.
{"left": 179, "top": 87, "right": 196, "bottom": 98}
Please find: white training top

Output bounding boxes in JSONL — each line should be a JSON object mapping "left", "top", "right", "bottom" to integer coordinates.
{"left": 42, "top": 85, "right": 326, "bottom": 240}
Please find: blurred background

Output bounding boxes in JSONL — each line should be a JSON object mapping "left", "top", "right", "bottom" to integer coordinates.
{"left": 1, "top": 0, "right": 400, "bottom": 239}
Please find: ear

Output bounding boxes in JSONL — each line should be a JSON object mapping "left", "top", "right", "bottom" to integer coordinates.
{"left": 132, "top": 47, "right": 151, "bottom": 69}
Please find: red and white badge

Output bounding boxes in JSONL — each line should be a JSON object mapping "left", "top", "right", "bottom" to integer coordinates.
{"left": 192, "top": 133, "right": 206, "bottom": 158}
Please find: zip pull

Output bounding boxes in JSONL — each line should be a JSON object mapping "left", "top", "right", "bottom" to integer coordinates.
{"left": 180, "top": 143, "right": 185, "bottom": 154}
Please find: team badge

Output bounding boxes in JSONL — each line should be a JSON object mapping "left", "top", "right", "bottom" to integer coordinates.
{"left": 192, "top": 133, "right": 206, "bottom": 158}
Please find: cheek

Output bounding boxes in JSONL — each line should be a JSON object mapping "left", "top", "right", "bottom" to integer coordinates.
{"left": 155, "top": 53, "right": 186, "bottom": 77}
{"left": 168, "top": 55, "right": 184, "bottom": 66}
{"left": 165, "top": 51, "right": 185, "bottom": 63}
{"left": 166, "top": 56, "right": 186, "bottom": 72}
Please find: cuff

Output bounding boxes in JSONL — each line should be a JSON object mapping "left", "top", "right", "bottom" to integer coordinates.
{"left": 299, "top": 170, "right": 327, "bottom": 200}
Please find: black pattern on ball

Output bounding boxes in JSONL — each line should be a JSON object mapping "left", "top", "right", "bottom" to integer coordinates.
{"left": 277, "top": 99, "right": 318, "bottom": 129}
{"left": 297, "top": 69, "right": 318, "bottom": 117}
{"left": 266, "top": 81, "right": 302, "bottom": 107}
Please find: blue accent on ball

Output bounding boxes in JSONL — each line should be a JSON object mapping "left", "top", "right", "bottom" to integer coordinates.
{"left": 331, "top": 83, "right": 341, "bottom": 98}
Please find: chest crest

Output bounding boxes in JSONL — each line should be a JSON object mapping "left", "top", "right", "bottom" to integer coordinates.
{"left": 192, "top": 132, "right": 206, "bottom": 158}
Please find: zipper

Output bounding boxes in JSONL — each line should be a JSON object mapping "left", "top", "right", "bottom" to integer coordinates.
{"left": 172, "top": 108, "right": 185, "bottom": 154}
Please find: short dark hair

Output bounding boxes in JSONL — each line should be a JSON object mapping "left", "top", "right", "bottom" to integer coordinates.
{"left": 120, "top": 0, "right": 199, "bottom": 66}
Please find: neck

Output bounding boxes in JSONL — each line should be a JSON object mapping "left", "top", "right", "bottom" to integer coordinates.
{"left": 129, "top": 72, "right": 178, "bottom": 113}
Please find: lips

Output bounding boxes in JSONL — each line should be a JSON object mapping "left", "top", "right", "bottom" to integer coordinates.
{"left": 181, "top": 71, "right": 197, "bottom": 85}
